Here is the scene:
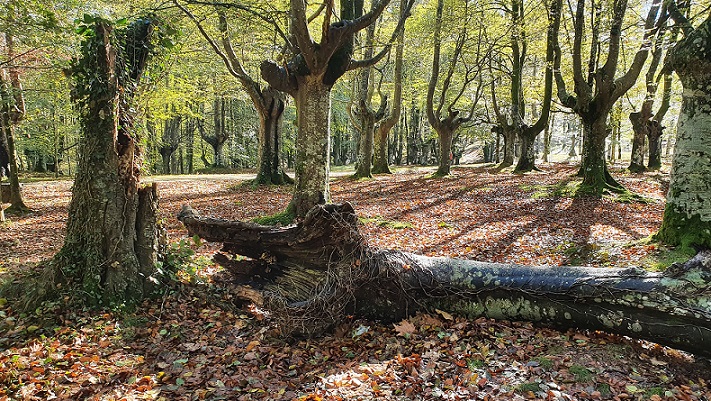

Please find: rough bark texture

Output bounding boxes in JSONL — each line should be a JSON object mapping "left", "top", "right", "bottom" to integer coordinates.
{"left": 178, "top": 203, "right": 711, "bottom": 358}
{"left": 291, "top": 76, "right": 332, "bottom": 217}
{"left": 49, "top": 20, "right": 163, "bottom": 305}
{"left": 657, "top": 16, "right": 711, "bottom": 248}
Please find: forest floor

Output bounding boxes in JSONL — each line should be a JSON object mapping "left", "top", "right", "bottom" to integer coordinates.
{"left": 1, "top": 162, "right": 710, "bottom": 400}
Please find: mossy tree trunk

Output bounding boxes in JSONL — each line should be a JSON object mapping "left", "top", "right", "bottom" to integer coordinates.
{"left": 49, "top": 19, "right": 163, "bottom": 305}
{"left": 657, "top": 15, "right": 711, "bottom": 249}
{"left": 179, "top": 203, "right": 711, "bottom": 358}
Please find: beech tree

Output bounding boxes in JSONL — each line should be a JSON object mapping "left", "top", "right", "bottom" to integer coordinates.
{"left": 175, "top": 1, "right": 292, "bottom": 185}
{"left": 656, "top": 9, "right": 711, "bottom": 249}
{"left": 371, "top": 0, "right": 405, "bottom": 175}
{"left": 0, "top": 13, "right": 31, "bottom": 213}
{"left": 178, "top": 203, "right": 711, "bottom": 358}
{"left": 628, "top": 3, "right": 677, "bottom": 173}
{"left": 490, "top": 0, "right": 556, "bottom": 173}
{"left": 351, "top": 21, "right": 388, "bottom": 179}
{"left": 260, "top": 0, "right": 413, "bottom": 216}
{"left": 553, "top": 0, "right": 662, "bottom": 194}
{"left": 425, "top": 0, "right": 484, "bottom": 177}
{"left": 44, "top": 17, "right": 166, "bottom": 305}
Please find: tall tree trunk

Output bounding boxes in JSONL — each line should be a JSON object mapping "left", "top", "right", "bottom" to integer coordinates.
{"left": 373, "top": 0, "right": 406, "bottom": 175}
{"left": 516, "top": 132, "right": 537, "bottom": 172}
{"left": 648, "top": 71, "right": 673, "bottom": 170}
{"left": 628, "top": 112, "right": 647, "bottom": 172}
{"left": 501, "top": 129, "right": 516, "bottom": 166}
{"left": 291, "top": 76, "right": 332, "bottom": 217}
{"left": 435, "top": 127, "right": 453, "bottom": 176}
{"left": 354, "top": 113, "right": 376, "bottom": 178}
{"left": 579, "top": 117, "right": 623, "bottom": 194}
{"left": 254, "top": 88, "right": 292, "bottom": 185}
{"left": 178, "top": 203, "right": 711, "bottom": 358}
{"left": 0, "top": 34, "right": 29, "bottom": 213}
{"left": 657, "top": 15, "right": 711, "bottom": 249}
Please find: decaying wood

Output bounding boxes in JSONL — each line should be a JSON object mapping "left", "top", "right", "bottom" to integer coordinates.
{"left": 178, "top": 203, "right": 711, "bottom": 357}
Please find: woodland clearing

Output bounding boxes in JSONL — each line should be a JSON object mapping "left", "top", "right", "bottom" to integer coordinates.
{"left": 0, "top": 163, "right": 709, "bottom": 400}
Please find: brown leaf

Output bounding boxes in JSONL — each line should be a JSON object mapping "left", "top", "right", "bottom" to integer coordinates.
{"left": 394, "top": 320, "right": 417, "bottom": 336}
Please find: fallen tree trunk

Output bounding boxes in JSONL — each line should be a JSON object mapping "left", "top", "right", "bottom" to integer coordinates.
{"left": 178, "top": 203, "right": 711, "bottom": 358}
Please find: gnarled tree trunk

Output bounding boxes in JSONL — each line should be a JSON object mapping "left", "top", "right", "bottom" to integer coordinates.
{"left": 178, "top": 203, "right": 711, "bottom": 358}
{"left": 47, "top": 19, "right": 163, "bottom": 305}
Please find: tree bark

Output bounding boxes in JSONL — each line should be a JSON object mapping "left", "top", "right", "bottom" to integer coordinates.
{"left": 291, "top": 76, "right": 332, "bottom": 217}
{"left": 178, "top": 203, "right": 711, "bottom": 358}
{"left": 628, "top": 111, "right": 648, "bottom": 172}
{"left": 373, "top": 0, "right": 406, "bottom": 175}
{"left": 254, "top": 88, "right": 292, "bottom": 185}
{"left": 657, "top": 15, "right": 711, "bottom": 249}
{"left": 47, "top": 19, "right": 163, "bottom": 305}
{"left": 0, "top": 34, "right": 29, "bottom": 213}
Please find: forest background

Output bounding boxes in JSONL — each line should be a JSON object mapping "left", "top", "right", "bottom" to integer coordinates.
{"left": 2, "top": 0, "right": 711, "bottom": 399}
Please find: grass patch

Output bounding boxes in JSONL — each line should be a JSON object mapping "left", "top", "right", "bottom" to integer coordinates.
{"left": 639, "top": 243, "right": 696, "bottom": 272}
{"left": 519, "top": 179, "right": 579, "bottom": 199}
{"left": 531, "top": 356, "right": 554, "bottom": 370}
{"left": 596, "top": 383, "right": 612, "bottom": 397}
{"left": 515, "top": 382, "right": 541, "bottom": 394}
{"left": 569, "top": 364, "right": 593, "bottom": 382}
{"left": 252, "top": 209, "right": 296, "bottom": 226}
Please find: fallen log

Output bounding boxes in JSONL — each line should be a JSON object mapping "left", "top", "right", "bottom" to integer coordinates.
{"left": 178, "top": 203, "right": 711, "bottom": 358}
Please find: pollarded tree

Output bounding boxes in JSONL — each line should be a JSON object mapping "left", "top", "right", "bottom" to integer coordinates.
{"left": 553, "top": 0, "right": 662, "bottom": 195}
{"left": 372, "top": 0, "right": 406, "bottom": 175}
{"left": 656, "top": 7, "right": 711, "bottom": 249}
{"left": 261, "top": 0, "right": 413, "bottom": 216}
{"left": 351, "top": 21, "right": 388, "bottom": 179}
{"left": 45, "top": 17, "right": 167, "bottom": 305}
{"left": 175, "top": 1, "right": 292, "bottom": 185}
{"left": 490, "top": 0, "right": 557, "bottom": 173}
{"left": 425, "top": 0, "right": 484, "bottom": 177}
{"left": 628, "top": 2, "right": 678, "bottom": 173}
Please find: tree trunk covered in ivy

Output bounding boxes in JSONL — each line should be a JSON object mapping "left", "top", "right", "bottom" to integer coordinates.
{"left": 657, "top": 15, "right": 711, "bottom": 249}
{"left": 179, "top": 203, "right": 711, "bottom": 358}
{"left": 48, "top": 19, "right": 163, "bottom": 305}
